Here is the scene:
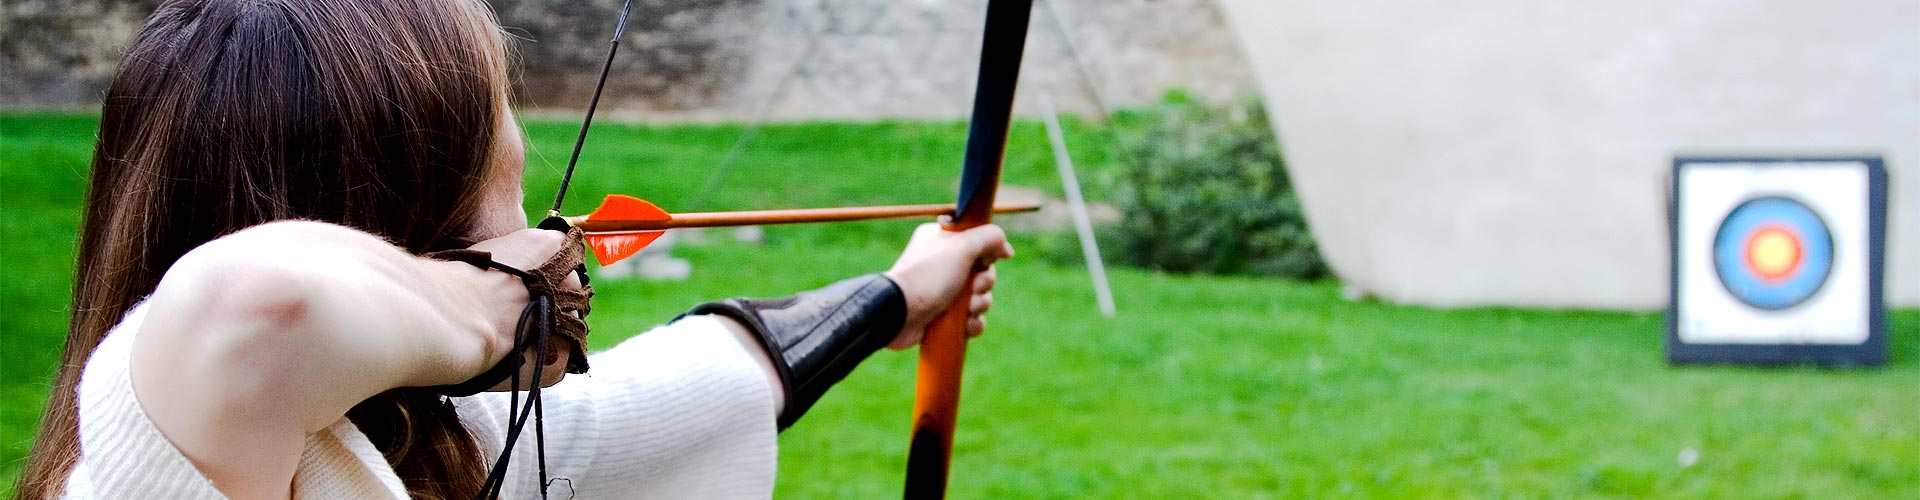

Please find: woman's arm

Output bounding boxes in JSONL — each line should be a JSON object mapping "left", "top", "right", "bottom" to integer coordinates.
{"left": 456, "top": 223, "right": 1012, "bottom": 496}
{"left": 129, "top": 220, "right": 541, "bottom": 498}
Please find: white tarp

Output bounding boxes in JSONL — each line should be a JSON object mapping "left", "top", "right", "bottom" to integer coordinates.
{"left": 1218, "top": 0, "right": 1918, "bottom": 308}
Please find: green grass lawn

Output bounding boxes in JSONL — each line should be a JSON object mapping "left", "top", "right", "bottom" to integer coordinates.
{"left": 1, "top": 111, "right": 1914, "bottom": 497}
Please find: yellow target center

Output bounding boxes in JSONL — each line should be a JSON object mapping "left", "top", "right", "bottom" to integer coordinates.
{"left": 1745, "top": 226, "right": 1802, "bottom": 282}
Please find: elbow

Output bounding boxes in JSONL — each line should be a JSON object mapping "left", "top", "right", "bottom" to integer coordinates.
{"left": 127, "top": 222, "right": 401, "bottom": 474}
{"left": 132, "top": 223, "right": 344, "bottom": 436}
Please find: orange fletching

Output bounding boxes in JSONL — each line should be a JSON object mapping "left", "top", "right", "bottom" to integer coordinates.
{"left": 580, "top": 195, "right": 674, "bottom": 265}
{"left": 584, "top": 231, "right": 664, "bottom": 266}
{"left": 587, "top": 194, "right": 672, "bottom": 223}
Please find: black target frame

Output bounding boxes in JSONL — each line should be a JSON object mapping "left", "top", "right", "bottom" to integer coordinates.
{"left": 1666, "top": 156, "right": 1888, "bottom": 366}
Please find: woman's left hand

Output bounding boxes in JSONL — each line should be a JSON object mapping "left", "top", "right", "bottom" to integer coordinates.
{"left": 883, "top": 221, "right": 1015, "bottom": 349}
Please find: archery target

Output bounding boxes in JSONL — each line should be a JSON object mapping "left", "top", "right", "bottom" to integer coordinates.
{"left": 1669, "top": 157, "right": 1887, "bottom": 365}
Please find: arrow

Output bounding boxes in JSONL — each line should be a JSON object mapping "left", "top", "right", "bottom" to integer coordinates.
{"left": 566, "top": 194, "right": 1041, "bottom": 266}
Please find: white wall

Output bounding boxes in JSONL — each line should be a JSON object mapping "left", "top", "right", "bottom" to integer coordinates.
{"left": 1218, "top": 0, "right": 1918, "bottom": 309}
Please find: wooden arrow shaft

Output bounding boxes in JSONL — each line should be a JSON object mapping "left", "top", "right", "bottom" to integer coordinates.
{"left": 566, "top": 201, "right": 1038, "bottom": 232}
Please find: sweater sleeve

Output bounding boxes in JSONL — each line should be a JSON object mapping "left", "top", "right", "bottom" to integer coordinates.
{"left": 65, "top": 303, "right": 413, "bottom": 499}
{"left": 64, "top": 303, "right": 229, "bottom": 499}
{"left": 454, "top": 314, "right": 780, "bottom": 499}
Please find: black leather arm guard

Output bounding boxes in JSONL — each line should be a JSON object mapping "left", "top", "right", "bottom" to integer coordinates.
{"left": 679, "top": 273, "right": 907, "bottom": 430}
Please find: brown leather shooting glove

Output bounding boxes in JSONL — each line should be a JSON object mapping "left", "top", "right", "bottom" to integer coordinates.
{"left": 424, "top": 225, "right": 595, "bottom": 397}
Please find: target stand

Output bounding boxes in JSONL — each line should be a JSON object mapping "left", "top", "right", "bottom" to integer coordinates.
{"left": 1667, "top": 157, "right": 1888, "bottom": 365}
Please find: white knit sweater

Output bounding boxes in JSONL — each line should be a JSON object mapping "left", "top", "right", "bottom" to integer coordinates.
{"left": 62, "top": 303, "right": 780, "bottom": 498}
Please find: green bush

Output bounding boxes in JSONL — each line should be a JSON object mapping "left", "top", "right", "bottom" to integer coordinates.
{"left": 1099, "top": 92, "right": 1327, "bottom": 279}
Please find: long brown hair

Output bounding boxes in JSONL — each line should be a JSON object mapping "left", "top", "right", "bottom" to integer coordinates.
{"left": 18, "top": 0, "right": 516, "bottom": 497}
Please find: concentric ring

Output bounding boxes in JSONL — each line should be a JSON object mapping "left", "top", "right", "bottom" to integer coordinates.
{"left": 1712, "top": 196, "right": 1833, "bottom": 310}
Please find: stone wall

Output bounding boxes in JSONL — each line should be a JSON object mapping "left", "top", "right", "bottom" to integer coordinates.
{"left": 0, "top": 0, "right": 149, "bottom": 106}
{"left": 0, "top": 0, "right": 1255, "bottom": 120}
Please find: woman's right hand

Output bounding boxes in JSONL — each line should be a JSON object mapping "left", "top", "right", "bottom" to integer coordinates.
{"left": 427, "top": 228, "right": 582, "bottom": 390}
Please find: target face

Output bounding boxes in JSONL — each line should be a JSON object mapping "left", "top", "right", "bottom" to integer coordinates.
{"left": 1668, "top": 157, "right": 1886, "bottom": 365}
{"left": 1711, "top": 196, "right": 1832, "bottom": 310}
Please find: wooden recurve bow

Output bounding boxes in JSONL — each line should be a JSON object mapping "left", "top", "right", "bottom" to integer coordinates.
{"left": 902, "top": 1, "right": 1036, "bottom": 497}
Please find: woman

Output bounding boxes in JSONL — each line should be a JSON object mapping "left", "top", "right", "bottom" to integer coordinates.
{"left": 14, "top": 0, "right": 1012, "bottom": 498}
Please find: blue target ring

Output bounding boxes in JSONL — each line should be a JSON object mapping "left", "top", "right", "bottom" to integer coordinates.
{"left": 1712, "top": 196, "right": 1833, "bottom": 310}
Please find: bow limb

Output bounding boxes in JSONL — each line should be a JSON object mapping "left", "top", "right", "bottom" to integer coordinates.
{"left": 547, "top": 0, "right": 636, "bottom": 220}
{"left": 903, "top": 1, "right": 1035, "bottom": 497}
